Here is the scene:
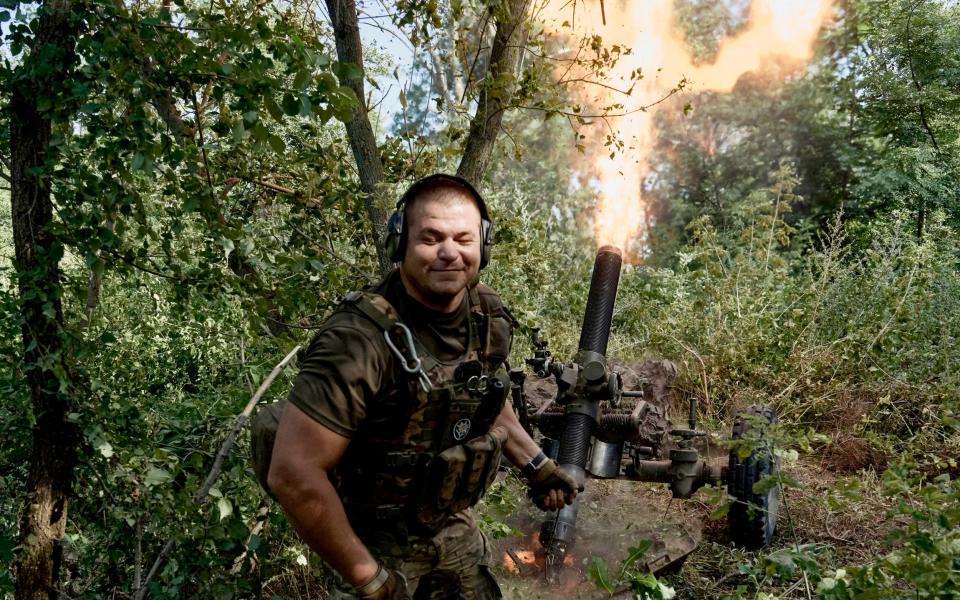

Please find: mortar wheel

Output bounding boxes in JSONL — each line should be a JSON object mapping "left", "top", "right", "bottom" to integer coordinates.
{"left": 727, "top": 405, "right": 780, "bottom": 549}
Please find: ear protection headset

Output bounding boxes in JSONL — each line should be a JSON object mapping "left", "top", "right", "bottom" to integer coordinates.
{"left": 385, "top": 173, "right": 494, "bottom": 269}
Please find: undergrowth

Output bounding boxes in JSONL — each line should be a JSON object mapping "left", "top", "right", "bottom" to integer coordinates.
{"left": 512, "top": 170, "right": 960, "bottom": 599}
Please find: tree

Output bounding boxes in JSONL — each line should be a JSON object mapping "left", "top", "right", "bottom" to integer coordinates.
{"left": 326, "top": 0, "right": 532, "bottom": 276}
{"left": 645, "top": 0, "right": 960, "bottom": 258}
{"left": 4, "top": 2, "right": 362, "bottom": 596}
{"left": 7, "top": 2, "right": 83, "bottom": 597}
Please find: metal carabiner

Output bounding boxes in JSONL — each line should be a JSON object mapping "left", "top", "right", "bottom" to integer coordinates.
{"left": 383, "top": 324, "right": 432, "bottom": 392}
{"left": 467, "top": 375, "right": 488, "bottom": 393}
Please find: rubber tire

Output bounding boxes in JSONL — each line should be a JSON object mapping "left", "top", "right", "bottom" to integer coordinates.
{"left": 727, "top": 405, "right": 780, "bottom": 549}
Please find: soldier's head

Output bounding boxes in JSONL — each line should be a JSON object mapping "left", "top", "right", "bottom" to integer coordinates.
{"left": 391, "top": 175, "right": 490, "bottom": 312}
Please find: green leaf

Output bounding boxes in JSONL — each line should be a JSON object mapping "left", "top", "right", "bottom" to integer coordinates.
{"left": 268, "top": 134, "right": 285, "bottom": 153}
{"left": 330, "top": 88, "right": 357, "bottom": 122}
{"left": 282, "top": 93, "right": 299, "bottom": 116}
{"left": 0, "top": 534, "right": 13, "bottom": 562}
{"left": 97, "top": 441, "right": 114, "bottom": 458}
{"left": 333, "top": 61, "right": 363, "bottom": 84}
{"left": 265, "top": 97, "right": 284, "bottom": 122}
{"left": 622, "top": 540, "right": 653, "bottom": 573}
{"left": 752, "top": 476, "right": 781, "bottom": 494}
{"left": 232, "top": 120, "right": 245, "bottom": 143}
{"left": 587, "top": 557, "right": 614, "bottom": 594}
{"left": 250, "top": 122, "right": 268, "bottom": 142}
{"left": 299, "top": 95, "right": 312, "bottom": 117}
{"left": 218, "top": 238, "right": 235, "bottom": 260}
{"left": 217, "top": 497, "right": 233, "bottom": 521}
{"left": 231, "top": 239, "right": 251, "bottom": 258}
{"left": 144, "top": 467, "right": 172, "bottom": 487}
{"left": 709, "top": 500, "right": 731, "bottom": 520}
{"left": 293, "top": 69, "right": 309, "bottom": 90}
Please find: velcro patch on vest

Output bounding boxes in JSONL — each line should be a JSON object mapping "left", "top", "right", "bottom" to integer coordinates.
{"left": 452, "top": 417, "right": 472, "bottom": 442}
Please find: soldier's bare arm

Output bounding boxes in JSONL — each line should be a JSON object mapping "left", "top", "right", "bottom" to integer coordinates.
{"left": 494, "top": 401, "right": 539, "bottom": 466}
{"left": 268, "top": 402, "right": 380, "bottom": 588}
{"left": 492, "top": 402, "right": 578, "bottom": 509}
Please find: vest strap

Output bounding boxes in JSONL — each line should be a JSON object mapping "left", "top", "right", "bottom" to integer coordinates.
{"left": 343, "top": 291, "right": 437, "bottom": 384}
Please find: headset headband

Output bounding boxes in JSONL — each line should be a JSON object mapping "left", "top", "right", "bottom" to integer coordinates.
{"left": 396, "top": 173, "right": 490, "bottom": 220}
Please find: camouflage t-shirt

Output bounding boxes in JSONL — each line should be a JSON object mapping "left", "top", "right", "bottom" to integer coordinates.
{"left": 288, "top": 270, "right": 488, "bottom": 438}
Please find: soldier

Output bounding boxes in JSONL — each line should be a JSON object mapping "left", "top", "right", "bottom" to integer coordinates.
{"left": 267, "top": 174, "right": 580, "bottom": 599}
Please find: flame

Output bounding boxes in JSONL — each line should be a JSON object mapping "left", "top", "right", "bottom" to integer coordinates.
{"left": 502, "top": 549, "right": 538, "bottom": 574}
{"left": 541, "top": 0, "right": 834, "bottom": 256}
{"left": 516, "top": 549, "right": 537, "bottom": 564}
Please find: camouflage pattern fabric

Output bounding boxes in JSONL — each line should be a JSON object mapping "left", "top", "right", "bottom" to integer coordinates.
{"left": 325, "top": 511, "right": 501, "bottom": 600}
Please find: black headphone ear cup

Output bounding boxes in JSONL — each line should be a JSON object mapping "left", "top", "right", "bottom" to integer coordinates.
{"left": 385, "top": 210, "right": 405, "bottom": 262}
{"left": 479, "top": 218, "right": 493, "bottom": 269}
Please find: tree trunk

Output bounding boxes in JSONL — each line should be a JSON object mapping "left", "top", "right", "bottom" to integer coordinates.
{"left": 326, "top": 0, "right": 530, "bottom": 265}
{"left": 325, "top": 0, "right": 393, "bottom": 276}
{"left": 9, "top": 2, "right": 83, "bottom": 598}
{"left": 457, "top": 0, "right": 531, "bottom": 187}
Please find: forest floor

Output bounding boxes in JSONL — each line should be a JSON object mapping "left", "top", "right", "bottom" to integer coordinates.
{"left": 484, "top": 456, "right": 898, "bottom": 599}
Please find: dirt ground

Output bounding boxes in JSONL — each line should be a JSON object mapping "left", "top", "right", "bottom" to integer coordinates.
{"left": 486, "top": 453, "right": 729, "bottom": 599}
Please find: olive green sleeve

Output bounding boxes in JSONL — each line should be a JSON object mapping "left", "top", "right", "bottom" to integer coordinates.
{"left": 287, "top": 321, "right": 390, "bottom": 438}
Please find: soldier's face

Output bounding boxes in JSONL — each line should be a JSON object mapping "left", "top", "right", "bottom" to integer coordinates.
{"left": 399, "top": 189, "right": 483, "bottom": 312}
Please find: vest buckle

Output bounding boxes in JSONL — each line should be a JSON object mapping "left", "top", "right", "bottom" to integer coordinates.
{"left": 384, "top": 450, "right": 420, "bottom": 467}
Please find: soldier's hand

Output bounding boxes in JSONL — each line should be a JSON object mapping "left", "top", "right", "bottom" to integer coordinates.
{"left": 526, "top": 458, "right": 583, "bottom": 511}
{"left": 356, "top": 564, "right": 409, "bottom": 600}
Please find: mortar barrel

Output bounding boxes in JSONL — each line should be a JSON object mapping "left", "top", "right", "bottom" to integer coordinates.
{"left": 577, "top": 245, "right": 623, "bottom": 355}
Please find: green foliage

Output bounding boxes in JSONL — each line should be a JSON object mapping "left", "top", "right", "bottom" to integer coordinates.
{"left": 816, "top": 466, "right": 960, "bottom": 599}
{"left": 4, "top": 0, "right": 960, "bottom": 597}
{"left": 650, "top": 0, "right": 960, "bottom": 250}
{"left": 691, "top": 463, "right": 960, "bottom": 600}
{"left": 475, "top": 474, "right": 523, "bottom": 540}
{"left": 610, "top": 182, "right": 960, "bottom": 466}
{"left": 588, "top": 541, "right": 677, "bottom": 599}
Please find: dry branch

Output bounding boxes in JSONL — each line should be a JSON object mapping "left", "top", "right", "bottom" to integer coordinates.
{"left": 229, "top": 498, "right": 272, "bottom": 574}
{"left": 135, "top": 345, "right": 301, "bottom": 599}
{"left": 194, "top": 344, "right": 302, "bottom": 503}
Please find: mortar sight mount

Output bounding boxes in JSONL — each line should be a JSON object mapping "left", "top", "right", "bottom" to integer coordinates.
{"left": 511, "top": 246, "right": 781, "bottom": 582}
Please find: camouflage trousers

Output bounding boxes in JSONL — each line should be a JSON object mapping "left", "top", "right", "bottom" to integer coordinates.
{"left": 326, "top": 510, "right": 501, "bottom": 600}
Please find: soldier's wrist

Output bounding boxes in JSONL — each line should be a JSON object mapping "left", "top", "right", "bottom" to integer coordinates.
{"left": 521, "top": 452, "right": 549, "bottom": 480}
{"left": 355, "top": 563, "right": 389, "bottom": 597}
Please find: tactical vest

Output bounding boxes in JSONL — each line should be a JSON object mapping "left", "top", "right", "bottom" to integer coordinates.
{"left": 334, "top": 284, "right": 517, "bottom": 535}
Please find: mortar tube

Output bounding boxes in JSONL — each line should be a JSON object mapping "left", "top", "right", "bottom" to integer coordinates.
{"left": 558, "top": 245, "right": 622, "bottom": 471}
{"left": 578, "top": 245, "right": 623, "bottom": 357}
{"left": 541, "top": 246, "right": 623, "bottom": 561}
